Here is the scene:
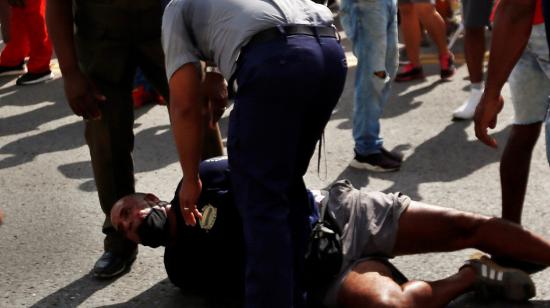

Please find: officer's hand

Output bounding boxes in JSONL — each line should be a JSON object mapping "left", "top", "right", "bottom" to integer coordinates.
{"left": 179, "top": 177, "right": 203, "bottom": 226}
{"left": 202, "top": 72, "right": 228, "bottom": 127}
{"left": 474, "top": 93, "right": 504, "bottom": 148}
{"left": 8, "top": 0, "right": 25, "bottom": 8}
{"left": 63, "top": 70, "right": 106, "bottom": 120}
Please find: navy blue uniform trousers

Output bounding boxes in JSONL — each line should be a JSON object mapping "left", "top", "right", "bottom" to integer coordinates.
{"left": 228, "top": 33, "right": 347, "bottom": 307}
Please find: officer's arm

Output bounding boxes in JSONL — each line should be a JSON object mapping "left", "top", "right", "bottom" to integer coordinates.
{"left": 46, "top": 0, "right": 79, "bottom": 77}
{"left": 170, "top": 63, "right": 204, "bottom": 226}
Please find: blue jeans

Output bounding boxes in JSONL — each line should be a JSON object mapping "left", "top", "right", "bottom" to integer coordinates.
{"left": 229, "top": 34, "right": 347, "bottom": 307}
{"left": 340, "top": 0, "right": 398, "bottom": 155}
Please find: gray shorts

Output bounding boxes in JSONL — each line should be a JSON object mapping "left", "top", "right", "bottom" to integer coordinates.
{"left": 398, "top": 0, "right": 434, "bottom": 4}
{"left": 462, "top": 0, "right": 493, "bottom": 28}
{"left": 322, "top": 180, "right": 411, "bottom": 307}
{"left": 509, "top": 24, "right": 550, "bottom": 126}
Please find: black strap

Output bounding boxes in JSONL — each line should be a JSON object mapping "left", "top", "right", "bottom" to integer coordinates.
{"left": 247, "top": 25, "right": 337, "bottom": 47}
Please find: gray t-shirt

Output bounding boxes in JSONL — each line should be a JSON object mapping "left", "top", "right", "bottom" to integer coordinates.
{"left": 162, "top": 0, "right": 334, "bottom": 80}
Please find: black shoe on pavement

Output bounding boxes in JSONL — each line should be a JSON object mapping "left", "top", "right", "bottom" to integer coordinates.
{"left": 491, "top": 255, "right": 548, "bottom": 275}
{"left": 464, "top": 253, "right": 536, "bottom": 302}
{"left": 16, "top": 70, "right": 54, "bottom": 86}
{"left": 0, "top": 61, "right": 26, "bottom": 76}
{"left": 439, "top": 52, "right": 456, "bottom": 80}
{"left": 349, "top": 151, "right": 401, "bottom": 172}
{"left": 381, "top": 147, "right": 403, "bottom": 163}
{"left": 92, "top": 250, "right": 137, "bottom": 279}
{"left": 395, "top": 64, "right": 425, "bottom": 82}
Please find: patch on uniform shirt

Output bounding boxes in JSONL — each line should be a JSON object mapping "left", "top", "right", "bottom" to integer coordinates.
{"left": 199, "top": 204, "right": 217, "bottom": 231}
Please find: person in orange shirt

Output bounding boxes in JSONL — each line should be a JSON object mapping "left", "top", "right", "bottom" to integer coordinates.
{"left": 0, "top": 0, "right": 53, "bottom": 85}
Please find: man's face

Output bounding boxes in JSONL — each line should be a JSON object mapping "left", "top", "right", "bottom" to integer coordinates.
{"left": 111, "top": 196, "right": 152, "bottom": 243}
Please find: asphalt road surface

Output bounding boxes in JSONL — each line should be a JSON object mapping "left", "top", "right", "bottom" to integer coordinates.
{"left": 0, "top": 29, "right": 549, "bottom": 307}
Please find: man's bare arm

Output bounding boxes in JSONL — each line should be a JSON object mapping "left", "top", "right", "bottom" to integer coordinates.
{"left": 474, "top": 0, "right": 536, "bottom": 147}
{"left": 46, "top": 0, "right": 105, "bottom": 119}
{"left": 169, "top": 63, "right": 205, "bottom": 226}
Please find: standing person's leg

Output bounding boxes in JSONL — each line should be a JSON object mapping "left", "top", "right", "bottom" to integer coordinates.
{"left": 85, "top": 68, "right": 140, "bottom": 277}
{"left": 500, "top": 25, "right": 550, "bottom": 224}
{"left": 0, "top": 5, "right": 28, "bottom": 74}
{"left": 229, "top": 35, "right": 346, "bottom": 308}
{"left": 413, "top": 1, "right": 455, "bottom": 79}
{"left": 453, "top": 0, "right": 493, "bottom": 119}
{"left": 500, "top": 124, "right": 541, "bottom": 223}
{"left": 77, "top": 48, "right": 138, "bottom": 279}
{"left": 396, "top": 0, "right": 426, "bottom": 81}
{"left": 341, "top": 0, "right": 401, "bottom": 171}
{"left": 16, "top": 0, "right": 53, "bottom": 85}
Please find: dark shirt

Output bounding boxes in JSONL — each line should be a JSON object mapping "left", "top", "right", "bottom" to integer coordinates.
{"left": 164, "top": 157, "right": 245, "bottom": 298}
{"left": 163, "top": 157, "right": 320, "bottom": 299}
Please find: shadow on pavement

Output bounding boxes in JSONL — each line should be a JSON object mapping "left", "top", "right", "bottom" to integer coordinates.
{"left": 334, "top": 122, "right": 509, "bottom": 200}
{"left": 98, "top": 279, "right": 241, "bottom": 308}
{"left": 57, "top": 123, "right": 179, "bottom": 192}
{"left": 29, "top": 274, "right": 116, "bottom": 308}
{"left": 0, "top": 78, "right": 69, "bottom": 138}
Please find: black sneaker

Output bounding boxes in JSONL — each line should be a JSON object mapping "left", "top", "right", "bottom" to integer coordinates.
{"left": 464, "top": 253, "right": 536, "bottom": 302}
{"left": 349, "top": 151, "right": 401, "bottom": 172}
{"left": 395, "top": 64, "right": 425, "bottom": 82}
{"left": 439, "top": 52, "right": 456, "bottom": 80}
{"left": 0, "top": 61, "right": 26, "bottom": 76}
{"left": 491, "top": 255, "right": 548, "bottom": 275}
{"left": 16, "top": 70, "right": 54, "bottom": 86}
{"left": 381, "top": 147, "right": 403, "bottom": 163}
{"left": 92, "top": 250, "right": 137, "bottom": 279}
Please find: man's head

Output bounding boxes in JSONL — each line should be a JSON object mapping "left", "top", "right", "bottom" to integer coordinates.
{"left": 111, "top": 193, "right": 168, "bottom": 246}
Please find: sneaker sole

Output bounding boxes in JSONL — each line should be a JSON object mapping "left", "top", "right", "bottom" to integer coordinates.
{"left": 349, "top": 159, "right": 400, "bottom": 172}
{"left": 16, "top": 72, "right": 54, "bottom": 86}
{"left": 0, "top": 68, "right": 26, "bottom": 76}
{"left": 394, "top": 75, "right": 426, "bottom": 83}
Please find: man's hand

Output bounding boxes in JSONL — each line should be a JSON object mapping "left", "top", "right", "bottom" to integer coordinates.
{"left": 179, "top": 177, "right": 203, "bottom": 226}
{"left": 202, "top": 71, "right": 228, "bottom": 128}
{"left": 474, "top": 93, "right": 504, "bottom": 148}
{"left": 63, "top": 70, "right": 106, "bottom": 120}
{"left": 7, "top": 0, "right": 24, "bottom": 8}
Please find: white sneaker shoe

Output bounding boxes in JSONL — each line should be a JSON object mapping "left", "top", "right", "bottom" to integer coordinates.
{"left": 453, "top": 87, "right": 483, "bottom": 120}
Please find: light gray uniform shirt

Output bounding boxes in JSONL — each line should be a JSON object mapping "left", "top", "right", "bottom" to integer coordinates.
{"left": 162, "top": 0, "right": 334, "bottom": 80}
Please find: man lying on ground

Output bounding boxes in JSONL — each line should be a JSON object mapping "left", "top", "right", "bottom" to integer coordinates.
{"left": 111, "top": 157, "right": 549, "bottom": 307}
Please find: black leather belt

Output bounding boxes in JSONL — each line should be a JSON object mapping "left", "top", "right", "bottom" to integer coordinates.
{"left": 247, "top": 24, "right": 338, "bottom": 47}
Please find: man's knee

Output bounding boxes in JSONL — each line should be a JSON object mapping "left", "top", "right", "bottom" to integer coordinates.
{"left": 374, "top": 71, "right": 387, "bottom": 79}
{"left": 337, "top": 261, "right": 413, "bottom": 308}
{"left": 339, "top": 283, "right": 412, "bottom": 308}
{"left": 507, "top": 123, "right": 542, "bottom": 149}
